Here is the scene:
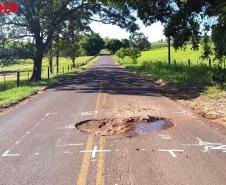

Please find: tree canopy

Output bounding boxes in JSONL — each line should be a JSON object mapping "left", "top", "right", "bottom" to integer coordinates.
{"left": 0, "top": 0, "right": 138, "bottom": 81}
{"left": 127, "top": 0, "right": 226, "bottom": 61}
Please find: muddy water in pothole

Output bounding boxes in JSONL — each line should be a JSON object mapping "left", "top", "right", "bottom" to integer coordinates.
{"left": 76, "top": 116, "right": 174, "bottom": 138}
{"left": 134, "top": 120, "right": 173, "bottom": 134}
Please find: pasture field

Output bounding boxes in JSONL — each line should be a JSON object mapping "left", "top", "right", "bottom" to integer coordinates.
{"left": 0, "top": 56, "right": 92, "bottom": 72}
{"left": 0, "top": 56, "right": 98, "bottom": 107}
{"left": 115, "top": 46, "right": 225, "bottom": 90}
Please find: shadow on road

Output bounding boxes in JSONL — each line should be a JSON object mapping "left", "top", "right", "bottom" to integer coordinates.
{"left": 52, "top": 55, "right": 211, "bottom": 100}
{"left": 53, "top": 56, "right": 161, "bottom": 97}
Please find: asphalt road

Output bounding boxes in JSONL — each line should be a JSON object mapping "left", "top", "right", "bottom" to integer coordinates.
{"left": 0, "top": 55, "right": 226, "bottom": 185}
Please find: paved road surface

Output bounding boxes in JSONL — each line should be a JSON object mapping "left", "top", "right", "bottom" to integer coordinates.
{"left": 0, "top": 55, "right": 226, "bottom": 185}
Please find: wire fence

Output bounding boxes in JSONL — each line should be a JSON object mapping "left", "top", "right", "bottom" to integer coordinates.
{"left": 0, "top": 56, "right": 97, "bottom": 92}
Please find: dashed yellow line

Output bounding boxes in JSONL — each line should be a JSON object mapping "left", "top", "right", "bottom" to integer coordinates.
{"left": 96, "top": 136, "right": 106, "bottom": 185}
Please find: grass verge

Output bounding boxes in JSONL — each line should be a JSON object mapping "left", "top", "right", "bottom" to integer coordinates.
{"left": 0, "top": 56, "right": 98, "bottom": 108}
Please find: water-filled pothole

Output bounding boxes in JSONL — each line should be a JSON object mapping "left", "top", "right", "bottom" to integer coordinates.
{"left": 75, "top": 116, "right": 173, "bottom": 138}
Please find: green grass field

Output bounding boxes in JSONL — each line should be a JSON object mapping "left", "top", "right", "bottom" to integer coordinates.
{"left": 0, "top": 56, "right": 93, "bottom": 89}
{"left": 115, "top": 46, "right": 226, "bottom": 97}
{"left": 0, "top": 56, "right": 98, "bottom": 107}
{"left": 139, "top": 45, "right": 214, "bottom": 64}
{"left": 0, "top": 56, "right": 93, "bottom": 72}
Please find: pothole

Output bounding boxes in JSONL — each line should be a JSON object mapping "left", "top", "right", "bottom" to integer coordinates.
{"left": 75, "top": 116, "right": 174, "bottom": 138}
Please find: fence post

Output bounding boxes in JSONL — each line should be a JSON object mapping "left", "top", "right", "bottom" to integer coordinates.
{"left": 174, "top": 60, "right": 177, "bottom": 68}
{"left": 209, "top": 59, "right": 212, "bottom": 67}
{"left": 3, "top": 72, "right": 6, "bottom": 90}
{"left": 188, "top": 59, "right": 191, "bottom": 67}
{"left": 34, "top": 67, "right": 37, "bottom": 82}
{"left": 17, "top": 71, "right": 20, "bottom": 87}
{"left": 48, "top": 67, "right": 50, "bottom": 79}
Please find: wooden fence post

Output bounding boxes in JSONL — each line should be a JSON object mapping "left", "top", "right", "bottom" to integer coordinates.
{"left": 3, "top": 72, "right": 6, "bottom": 90}
{"left": 17, "top": 71, "right": 20, "bottom": 87}
{"left": 209, "top": 59, "right": 212, "bottom": 67}
{"left": 48, "top": 67, "right": 50, "bottom": 79}
{"left": 188, "top": 59, "right": 191, "bottom": 67}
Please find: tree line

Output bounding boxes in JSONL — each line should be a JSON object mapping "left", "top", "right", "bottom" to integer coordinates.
{"left": 0, "top": 0, "right": 226, "bottom": 81}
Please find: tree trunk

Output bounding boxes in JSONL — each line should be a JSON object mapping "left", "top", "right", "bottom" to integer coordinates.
{"left": 168, "top": 37, "right": 171, "bottom": 65}
{"left": 30, "top": 52, "right": 43, "bottom": 82}
{"left": 56, "top": 55, "right": 59, "bottom": 74}
{"left": 49, "top": 57, "right": 53, "bottom": 73}
{"left": 48, "top": 45, "right": 53, "bottom": 73}
{"left": 72, "top": 57, "right": 76, "bottom": 67}
{"left": 30, "top": 36, "right": 45, "bottom": 82}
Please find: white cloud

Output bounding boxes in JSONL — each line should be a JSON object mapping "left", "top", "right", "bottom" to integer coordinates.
{"left": 89, "top": 21, "right": 166, "bottom": 42}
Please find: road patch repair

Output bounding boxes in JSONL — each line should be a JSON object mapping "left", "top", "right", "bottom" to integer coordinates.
{"left": 75, "top": 115, "right": 174, "bottom": 138}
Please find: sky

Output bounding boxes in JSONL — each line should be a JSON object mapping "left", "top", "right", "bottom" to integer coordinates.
{"left": 90, "top": 21, "right": 166, "bottom": 42}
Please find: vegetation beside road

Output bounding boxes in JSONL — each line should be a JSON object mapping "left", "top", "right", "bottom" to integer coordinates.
{"left": 0, "top": 56, "right": 98, "bottom": 108}
{"left": 115, "top": 45, "right": 225, "bottom": 90}
{"left": 114, "top": 46, "right": 226, "bottom": 127}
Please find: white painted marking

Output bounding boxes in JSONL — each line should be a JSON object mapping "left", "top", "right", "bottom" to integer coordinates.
{"left": 56, "top": 143, "right": 84, "bottom": 147}
{"left": 159, "top": 149, "right": 184, "bottom": 158}
{"left": 183, "top": 137, "right": 226, "bottom": 153}
{"left": 81, "top": 111, "right": 98, "bottom": 116}
{"left": 80, "top": 146, "right": 111, "bottom": 159}
{"left": 64, "top": 151, "right": 73, "bottom": 154}
{"left": 45, "top": 113, "right": 57, "bottom": 117}
{"left": 15, "top": 141, "right": 20, "bottom": 144}
{"left": 92, "top": 146, "right": 98, "bottom": 158}
{"left": 159, "top": 134, "right": 172, "bottom": 140}
{"left": 34, "top": 153, "right": 39, "bottom": 155}
{"left": 56, "top": 137, "right": 63, "bottom": 145}
{"left": 141, "top": 149, "right": 146, "bottom": 151}
{"left": 57, "top": 124, "right": 75, "bottom": 130}
{"left": 2, "top": 150, "right": 20, "bottom": 157}
{"left": 26, "top": 132, "right": 30, "bottom": 135}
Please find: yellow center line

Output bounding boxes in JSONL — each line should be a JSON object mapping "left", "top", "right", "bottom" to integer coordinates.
{"left": 76, "top": 135, "right": 94, "bottom": 185}
{"left": 96, "top": 136, "right": 106, "bottom": 185}
{"left": 96, "top": 91, "right": 107, "bottom": 185}
{"left": 76, "top": 82, "right": 104, "bottom": 185}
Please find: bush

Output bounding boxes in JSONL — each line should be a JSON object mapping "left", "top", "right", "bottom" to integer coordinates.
{"left": 126, "top": 47, "right": 141, "bottom": 64}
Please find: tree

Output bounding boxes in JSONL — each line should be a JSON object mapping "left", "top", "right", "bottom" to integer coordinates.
{"left": 121, "top": 39, "right": 130, "bottom": 48}
{"left": 126, "top": 47, "right": 141, "bottom": 64}
{"left": 127, "top": 0, "right": 226, "bottom": 62}
{"left": 48, "top": 44, "right": 54, "bottom": 74}
{"left": 52, "top": 37, "right": 65, "bottom": 74}
{"left": 105, "top": 39, "right": 123, "bottom": 54}
{"left": 62, "top": 18, "right": 90, "bottom": 66}
{"left": 201, "top": 33, "right": 212, "bottom": 60}
{"left": 1, "top": 0, "right": 138, "bottom": 81}
{"left": 129, "top": 32, "right": 150, "bottom": 51}
{"left": 80, "top": 33, "right": 104, "bottom": 56}
{"left": 212, "top": 15, "right": 226, "bottom": 62}
{"left": 115, "top": 47, "right": 127, "bottom": 60}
